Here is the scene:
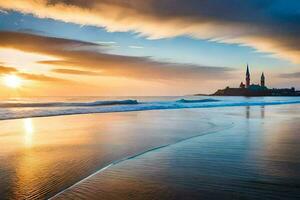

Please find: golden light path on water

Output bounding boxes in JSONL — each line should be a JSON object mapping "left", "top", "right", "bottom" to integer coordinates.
{"left": 23, "top": 118, "right": 34, "bottom": 147}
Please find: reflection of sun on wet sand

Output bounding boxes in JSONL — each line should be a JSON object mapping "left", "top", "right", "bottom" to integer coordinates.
{"left": 0, "top": 110, "right": 220, "bottom": 199}
{"left": 24, "top": 118, "right": 34, "bottom": 148}
{"left": 0, "top": 104, "right": 300, "bottom": 199}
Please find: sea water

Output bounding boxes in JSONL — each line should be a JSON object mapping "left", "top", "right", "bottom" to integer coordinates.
{"left": 1, "top": 96, "right": 300, "bottom": 120}
{"left": 55, "top": 104, "right": 300, "bottom": 200}
{"left": 0, "top": 96, "right": 300, "bottom": 199}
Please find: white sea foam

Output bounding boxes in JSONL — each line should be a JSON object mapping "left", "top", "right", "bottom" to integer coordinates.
{"left": 0, "top": 99, "right": 138, "bottom": 108}
{"left": 1, "top": 97, "right": 300, "bottom": 120}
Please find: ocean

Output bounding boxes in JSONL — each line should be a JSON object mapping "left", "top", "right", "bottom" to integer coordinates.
{"left": 1, "top": 96, "right": 300, "bottom": 120}
{"left": 0, "top": 96, "right": 300, "bottom": 199}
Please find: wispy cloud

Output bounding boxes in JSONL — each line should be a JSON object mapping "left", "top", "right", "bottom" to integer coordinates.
{"left": 52, "top": 68, "right": 102, "bottom": 76}
{"left": 1, "top": 0, "right": 300, "bottom": 63}
{"left": 0, "top": 64, "right": 71, "bottom": 83}
{"left": 95, "top": 41, "right": 117, "bottom": 45}
{"left": 94, "top": 41, "right": 119, "bottom": 48}
{"left": 17, "top": 28, "right": 46, "bottom": 35}
{"left": 17, "top": 72, "right": 71, "bottom": 83}
{"left": 279, "top": 72, "right": 300, "bottom": 79}
{"left": 0, "top": 65, "right": 17, "bottom": 74}
{"left": 0, "top": 31, "right": 233, "bottom": 82}
{"left": 129, "top": 45, "right": 144, "bottom": 49}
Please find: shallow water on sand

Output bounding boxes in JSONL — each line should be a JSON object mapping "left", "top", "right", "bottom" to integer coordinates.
{"left": 54, "top": 105, "right": 300, "bottom": 200}
{"left": 0, "top": 109, "right": 227, "bottom": 199}
{"left": 1, "top": 104, "right": 300, "bottom": 199}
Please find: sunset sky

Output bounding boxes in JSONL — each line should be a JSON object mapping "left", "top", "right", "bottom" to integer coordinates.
{"left": 0, "top": 0, "right": 300, "bottom": 96}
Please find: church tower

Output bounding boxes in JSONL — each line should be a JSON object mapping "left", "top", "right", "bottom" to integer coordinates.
{"left": 261, "top": 72, "right": 265, "bottom": 87}
{"left": 246, "top": 64, "right": 250, "bottom": 88}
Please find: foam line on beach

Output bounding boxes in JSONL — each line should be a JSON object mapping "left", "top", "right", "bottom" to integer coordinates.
{"left": 0, "top": 99, "right": 138, "bottom": 108}
{"left": 2, "top": 99, "right": 300, "bottom": 121}
{"left": 48, "top": 122, "right": 235, "bottom": 200}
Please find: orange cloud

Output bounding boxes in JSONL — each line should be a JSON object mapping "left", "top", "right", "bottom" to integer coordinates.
{"left": 17, "top": 72, "right": 71, "bottom": 83}
{"left": 0, "top": 64, "right": 71, "bottom": 83}
{"left": 0, "top": 66, "right": 17, "bottom": 74}
{"left": 0, "top": 31, "right": 233, "bottom": 82}
{"left": 1, "top": 0, "right": 300, "bottom": 63}
{"left": 0, "top": 31, "right": 236, "bottom": 95}
{"left": 52, "top": 68, "right": 102, "bottom": 76}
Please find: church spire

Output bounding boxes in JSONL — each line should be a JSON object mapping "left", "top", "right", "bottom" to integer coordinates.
{"left": 246, "top": 64, "right": 250, "bottom": 88}
{"left": 261, "top": 72, "right": 265, "bottom": 87}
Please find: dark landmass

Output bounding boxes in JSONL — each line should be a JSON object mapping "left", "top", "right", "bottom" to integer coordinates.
{"left": 194, "top": 93, "right": 209, "bottom": 96}
{"left": 212, "top": 87, "right": 300, "bottom": 97}
{"left": 210, "top": 64, "right": 300, "bottom": 97}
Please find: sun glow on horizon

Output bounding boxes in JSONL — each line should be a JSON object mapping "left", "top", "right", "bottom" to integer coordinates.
{"left": 3, "top": 75, "right": 22, "bottom": 89}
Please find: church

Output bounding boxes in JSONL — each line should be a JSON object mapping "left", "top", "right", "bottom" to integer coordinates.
{"left": 239, "top": 64, "right": 267, "bottom": 91}
{"left": 212, "top": 64, "right": 299, "bottom": 96}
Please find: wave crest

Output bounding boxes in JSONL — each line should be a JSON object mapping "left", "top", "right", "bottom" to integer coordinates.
{"left": 1, "top": 97, "right": 300, "bottom": 120}
{"left": 176, "top": 98, "right": 219, "bottom": 103}
{"left": 0, "top": 99, "right": 138, "bottom": 108}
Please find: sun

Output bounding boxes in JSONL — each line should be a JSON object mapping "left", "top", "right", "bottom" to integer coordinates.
{"left": 3, "top": 75, "right": 23, "bottom": 89}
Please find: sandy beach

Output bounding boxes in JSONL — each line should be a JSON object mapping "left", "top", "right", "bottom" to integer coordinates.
{"left": 0, "top": 104, "right": 300, "bottom": 199}
{"left": 54, "top": 104, "right": 300, "bottom": 200}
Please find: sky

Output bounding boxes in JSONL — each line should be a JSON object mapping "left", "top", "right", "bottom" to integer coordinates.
{"left": 0, "top": 0, "right": 300, "bottom": 96}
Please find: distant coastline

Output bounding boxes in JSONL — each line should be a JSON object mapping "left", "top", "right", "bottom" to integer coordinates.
{"left": 211, "top": 87, "right": 300, "bottom": 97}
{"left": 209, "top": 64, "right": 300, "bottom": 97}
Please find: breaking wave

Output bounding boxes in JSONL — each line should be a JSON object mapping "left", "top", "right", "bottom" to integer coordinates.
{"left": 1, "top": 98, "right": 300, "bottom": 120}
{"left": 176, "top": 98, "right": 220, "bottom": 103}
{"left": 0, "top": 99, "right": 138, "bottom": 108}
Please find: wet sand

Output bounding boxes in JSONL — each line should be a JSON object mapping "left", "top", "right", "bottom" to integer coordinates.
{"left": 55, "top": 105, "right": 300, "bottom": 200}
{"left": 0, "top": 104, "right": 300, "bottom": 199}
{"left": 0, "top": 109, "right": 223, "bottom": 199}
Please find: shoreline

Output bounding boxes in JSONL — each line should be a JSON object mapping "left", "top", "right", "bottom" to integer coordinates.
{"left": 52, "top": 104, "right": 300, "bottom": 199}
{"left": 1, "top": 104, "right": 300, "bottom": 199}
{"left": 1, "top": 97, "right": 300, "bottom": 121}
{"left": 53, "top": 106, "right": 300, "bottom": 199}
{"left": 50, "top": 123, "right": 235, "bottom": 199}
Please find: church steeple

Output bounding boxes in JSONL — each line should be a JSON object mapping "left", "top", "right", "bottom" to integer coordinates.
{"left": 246, "top": 64, "right": 250, "bottom": 88}
{"left": 261, "top": 72, "right": 265, "bottom": 87}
